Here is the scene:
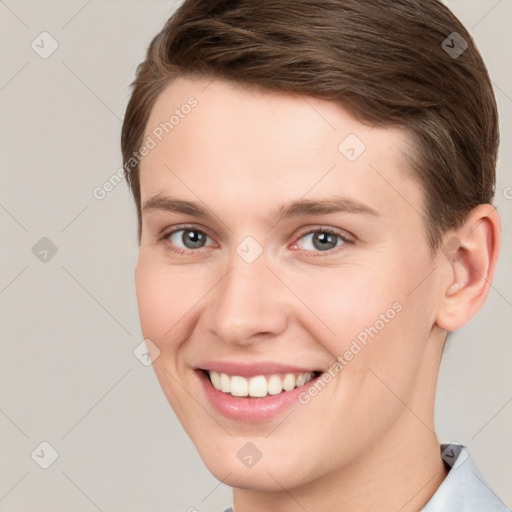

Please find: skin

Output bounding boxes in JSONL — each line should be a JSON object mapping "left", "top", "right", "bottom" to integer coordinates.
{"left": 135, "top": 76, "right": 500, "bottom": 512}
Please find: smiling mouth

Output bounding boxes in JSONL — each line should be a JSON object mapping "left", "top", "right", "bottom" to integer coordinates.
{"left": 201, "top": 369, "right": 323, "bottom": 398}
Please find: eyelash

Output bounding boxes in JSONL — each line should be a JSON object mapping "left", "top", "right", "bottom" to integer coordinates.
{"left": 159, "top": 224, "right": 353, "bottom": 257}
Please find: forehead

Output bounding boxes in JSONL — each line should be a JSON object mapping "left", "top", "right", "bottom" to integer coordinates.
{"left": 139, "top": 76, "right": 422, "bottom": 225}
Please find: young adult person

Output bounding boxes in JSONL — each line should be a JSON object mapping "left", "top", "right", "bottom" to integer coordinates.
{"left": 121, "top": 1, "right": 510, "bottom": 510}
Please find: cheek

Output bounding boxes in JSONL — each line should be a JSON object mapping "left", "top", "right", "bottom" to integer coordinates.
{"left": 288, "top": 262, "right": 401, "bottom": 354}
{"left": 293, "top": 254, "right": 432, "bottom": 390}
{"left": 135, "top": 251, "right": 184, "bottom": 346}
{"left": 134, "top": 250, "right": 218, "bottom": 357}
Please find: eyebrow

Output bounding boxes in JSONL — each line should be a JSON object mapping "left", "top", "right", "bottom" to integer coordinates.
{"left": 141, "top": 194, "right": 379, "bottom": 222}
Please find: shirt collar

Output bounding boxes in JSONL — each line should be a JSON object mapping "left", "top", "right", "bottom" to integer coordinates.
{"left": 421, "top": 443, "right": 510, "bottom": 511}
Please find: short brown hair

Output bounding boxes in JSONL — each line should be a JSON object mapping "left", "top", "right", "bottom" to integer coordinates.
{"left": 121, "top": 0, "right": 499, "bottom": 251}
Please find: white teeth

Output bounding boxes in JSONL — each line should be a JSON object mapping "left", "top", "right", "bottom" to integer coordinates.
{"left": 207, "top": 371, "right": 315, "bottom": 397}
{"left": 231, "top": 376, "right": 248, "bottom": 397}
{"left": 267, "top": 375, "right": 283, "bottom": 395}
{"left": 296, "top": 373, "right": 307, "bottom": 386}
{"left": 282, "top": 373, "right": 296, "bottom": 391}
{"left": 210, "top": 370, "right": 221, "bottom": 390}
{"left": 248, "top": 376, "right": 267, "bottom": 397}
{"left": 220, "top": 372, "right": 231, "bottom": 393}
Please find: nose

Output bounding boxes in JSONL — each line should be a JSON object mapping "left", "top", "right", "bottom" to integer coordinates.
{"left": 206, "top": 245, "right": 289, "bottom": 346}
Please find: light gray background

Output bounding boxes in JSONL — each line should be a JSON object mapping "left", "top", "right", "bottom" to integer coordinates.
{"left": 0, "top": 0, "right": 510, "bottom": 510}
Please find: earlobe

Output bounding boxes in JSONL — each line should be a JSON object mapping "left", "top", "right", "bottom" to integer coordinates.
{"left": 435, "top": 204, "right": 500, "bottom": 331}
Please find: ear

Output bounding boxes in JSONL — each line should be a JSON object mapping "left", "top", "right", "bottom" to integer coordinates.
{"left": 435, "top": 204, "right": 500, "bottom": 331}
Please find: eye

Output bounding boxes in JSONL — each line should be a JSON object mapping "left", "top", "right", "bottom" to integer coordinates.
{"left": 160, "top": 225, "right": 352, "bottom": 256}
{"left": 162, "top": 226, "right": 214, "bottom": 254}
{"left": 294, "top": 227, "right": 350, "bottom": 253}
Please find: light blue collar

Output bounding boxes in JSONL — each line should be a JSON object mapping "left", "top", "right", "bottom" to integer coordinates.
{"left": 422, "top": 443, "right": 510, "bottom": 511}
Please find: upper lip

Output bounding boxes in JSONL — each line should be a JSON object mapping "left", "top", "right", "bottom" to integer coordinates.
{"left": 196, "top": 360, "right": 321, "bottom": 378}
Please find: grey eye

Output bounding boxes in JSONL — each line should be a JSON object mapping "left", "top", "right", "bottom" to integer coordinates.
{"left": 168, "top": 229, "right": 210, "bottom": 249}
{"left": 297, "top": 231, "right": 345, "bottom": 251}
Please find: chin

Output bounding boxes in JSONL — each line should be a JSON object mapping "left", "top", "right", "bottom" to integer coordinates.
{"left": 196, "top": 443, "right": 316, "bottom": 492}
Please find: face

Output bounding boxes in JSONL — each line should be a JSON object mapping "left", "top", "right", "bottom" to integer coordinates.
{"left": 135, "top": 76, "right": 444, "bottom": 490}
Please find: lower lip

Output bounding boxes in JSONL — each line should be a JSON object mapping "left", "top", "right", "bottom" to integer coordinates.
{"left": 197, "top": 370, "right": 321, "bottom": 422}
